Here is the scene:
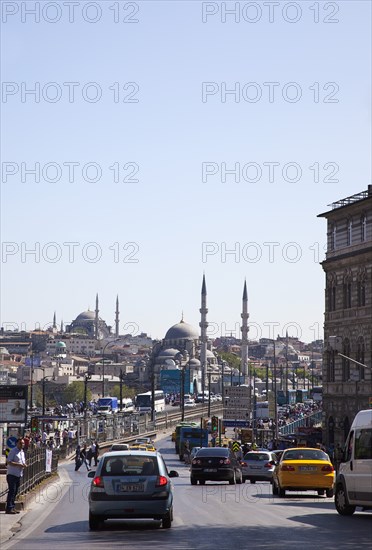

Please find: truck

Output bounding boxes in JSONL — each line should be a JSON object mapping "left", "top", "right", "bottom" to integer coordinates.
{"left": 179, "top": 426, "right": 209, "bottom": 461}
{"left": 97, "top": 396, "right": 118, "bottom": 415}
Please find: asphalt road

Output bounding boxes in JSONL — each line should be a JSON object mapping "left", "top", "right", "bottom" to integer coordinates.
{"left": 2, "top": 433, "right": 371, "bottom": 550}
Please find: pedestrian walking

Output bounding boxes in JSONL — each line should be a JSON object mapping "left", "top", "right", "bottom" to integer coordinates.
{"left": 75, "top": 443, "right": 90, "bottom": 471}
{"left": 5, "top": 438, "right": 27, "bottom": 514}
{"left": 93, "top": 440, "right": 100, "bottom": 466}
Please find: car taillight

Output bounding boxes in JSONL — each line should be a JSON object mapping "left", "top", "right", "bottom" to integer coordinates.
{"left": 156, "top": 476, "right": 168, "bottom": 487}
{"left": 219, "top": 459, "right": 231, "bottom": 464}
{"left": 241, "top": 462, "right": 247, "bottom": 467}
{"left": 321, "top": 464, "right": 334, "bottom": 472}
{"left": 93, "top": 476, "right": 104, "bottom": 487}
{"left": 281, "top": 464, "right": 295, "bottom": 471}
{"left": 192, "top": 459, "right": 201, "bottom": 465}
{"left": 264, "top": 462, "right": 272, "bottom": 468}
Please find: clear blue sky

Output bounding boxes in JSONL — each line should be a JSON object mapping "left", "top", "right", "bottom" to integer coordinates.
{"left": 1, "top": 1, "right": 371, "bottom": 343}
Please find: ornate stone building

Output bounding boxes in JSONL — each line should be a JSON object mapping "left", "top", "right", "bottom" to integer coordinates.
{"left": 318, "top": 186, "right": 372, "bottom": 447}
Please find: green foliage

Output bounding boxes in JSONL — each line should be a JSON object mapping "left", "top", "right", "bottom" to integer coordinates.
{"left": 62, "top": 381, "right": 92, "bottom": 403}
{"left": 219, "top": 351, "right": 241, "bottom": 371}
{"left": 109, "top": 384, "right": 137, "bottom": 400}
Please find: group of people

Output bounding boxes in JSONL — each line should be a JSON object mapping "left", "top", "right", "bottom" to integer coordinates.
{"left": 74, "top": 440, "right": 100, "bottom": 471}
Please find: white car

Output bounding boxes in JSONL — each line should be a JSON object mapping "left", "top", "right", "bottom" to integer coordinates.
{"left": 184, "top": 400, "right": 196, "bottom": 408}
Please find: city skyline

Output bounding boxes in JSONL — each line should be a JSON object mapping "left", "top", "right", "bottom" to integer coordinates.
{"left": 1, "top": 2, "right": 371, "bottom": 344}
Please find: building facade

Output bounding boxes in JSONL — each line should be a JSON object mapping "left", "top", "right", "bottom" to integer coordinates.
{"left": 318, "top": 186, "right": 372, "bottom": 448}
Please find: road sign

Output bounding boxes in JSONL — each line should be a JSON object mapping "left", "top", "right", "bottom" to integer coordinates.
{"left": 232, "top": 441, "right": 241, "bottom": 452}
{"left": 7, "top": 436, "right": 18, "bottom": 449}
{"left": 224, "top": 386, "right": 251, "bottom": 421}
{"left": 223, "top": 420, "right": 250, "bottom": 427}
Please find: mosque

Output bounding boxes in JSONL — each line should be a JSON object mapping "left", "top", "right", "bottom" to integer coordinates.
{"left": 53, "top": 276, "right": 250, "bottom": 394}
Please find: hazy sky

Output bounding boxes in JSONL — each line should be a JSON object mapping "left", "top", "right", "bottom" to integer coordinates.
{"left": 1, "top": 1, "right": 371, "bottom": 343}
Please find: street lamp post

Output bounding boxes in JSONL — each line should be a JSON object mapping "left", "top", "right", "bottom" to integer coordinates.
{"left": 83, "top": 373, "right": 92, "bottom": 419}
{"left": 101, "top": 338, "right": 121, "bottom": 398}
{"left": 119, "top": 369, "right": 125, "bottom": 412}
{"left": 207, "top": 371, "right": 212, "bottom": 417}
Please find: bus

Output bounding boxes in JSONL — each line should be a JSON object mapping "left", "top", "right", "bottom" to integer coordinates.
{"left": 296, "top": 389, "right": 308, "bottom": 403}
{"left": 135, "top": 390, "right": 165, "bottom": 414}
{"left": 277, "top": 389, "right": 296, "bottom": 406}
{"left": 287, "top": 389, "right": 297, "bottom": 405}
{"left": 310, "top": 386, "right": 323, "bottom": 402}
{"left": 255, "top": 401, "right": 269, "bottom": 420}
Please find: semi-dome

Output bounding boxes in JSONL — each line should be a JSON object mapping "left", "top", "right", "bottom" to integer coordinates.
{"left": 164, "top": 320, "right": 199, "bottom": 341}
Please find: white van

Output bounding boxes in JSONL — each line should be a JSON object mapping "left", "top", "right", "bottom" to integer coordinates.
{"left": 335, "top": 409, "right": 372, "bottom": 515}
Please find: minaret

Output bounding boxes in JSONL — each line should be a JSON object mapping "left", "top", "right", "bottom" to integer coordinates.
{"left": 53, "top": 311, "right": 57, "bottom": 330}
{"left": 241, "top": 279, "right": 249, "bottom": 384}
{"left": 95, "top": 293, "right": 99, "bottom": 340}
{"left": 199, "top": 274, "right": 208, "bottom": 395}
{"left": 60, "top": 319, "right": 64, "bottom": 333}
{"left": 115, "top": 295, "right": 120, "bottom": 337}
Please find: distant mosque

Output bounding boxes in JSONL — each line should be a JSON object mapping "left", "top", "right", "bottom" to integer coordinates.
{"left": 62, "top": 294, "right": 120, "bottom": 339}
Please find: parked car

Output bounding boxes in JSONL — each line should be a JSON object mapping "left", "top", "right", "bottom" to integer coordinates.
{"left": 88, "top": 450, "right": 179, "bottom": 530}
{"left": 240, "top": 450, "right": 277, "bottom": 483}
{"left": 190, "top": 447, "right": 243, "bottom": 485}
{"left": 272, "top": 447, "right": 335, "bottom": 498}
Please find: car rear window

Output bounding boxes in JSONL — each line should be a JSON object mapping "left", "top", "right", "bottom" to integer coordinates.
{"left": 244, "top": 453, "right": 270, "bottom": 461}
{"left": 197, "top": 448, "right": 229, "bottom": 457}
{"left": 283, "top": 450, "right": 328, "bottom": 461}
{"left": 102, "top": 456, "right": 159, "bottom": 476}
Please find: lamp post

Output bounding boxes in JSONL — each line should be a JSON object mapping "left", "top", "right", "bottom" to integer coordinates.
{"left": 149, "top": 341, "right": 162, "bottom": 423}
{"left": 83, "top": 373, "right": 92, "bottom": 419}
{"left": 119, "top": 369, "right": 125, "bottom": 412}
{"left": 101, "top": 338, "right": 121, "bottom": 398}
{"left": 41, "top": 375, "right": 54, "bottom": 416}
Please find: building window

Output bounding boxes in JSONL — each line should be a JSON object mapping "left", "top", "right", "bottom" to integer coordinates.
{"left": 361, "top": 214, "right": 366, "bottom": 242}
{"left": 330, "top": 224, "right": 336, "bottom": 250}
{"left": 343, "top": 282, "right": 352, "bottom": 309}
{"left": 327, "top": 350, "right": 335, "bottom": 382}
{"left": 347, "top": 219, "right": 353, "bottom": 246}
{"left": 357, "top": 280, "right": 366, "bottom": 306}
{"left": 356, "top": 337, "right": 365, "bottom": 380}
{"left": 342, "top": 339, "right": 350, "bottom": 382}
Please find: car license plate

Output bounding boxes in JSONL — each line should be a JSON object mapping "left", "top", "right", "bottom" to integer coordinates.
{"left": 204, "top": 468, "right": 217, "bottom": 473}
{"left": 121, "top": 483, "right": 144, "bottom": 492}
{"left": 299, "top": 466, "right": 316, "bottom": 472}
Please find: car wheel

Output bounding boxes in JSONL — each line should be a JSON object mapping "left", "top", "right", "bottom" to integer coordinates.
{"left": 326, "top": 488, "right": 334, "bottom": 498}
{"left": 162, "top": 509, "right": 172, "bottom": 529}
{"left": 318, "top": 489, "right": 325, "bottom": 496}
{"left": 199, "top": 480, "right": 206, "bottom": 485}
{"left": 229, "top": 472, "right": 236, "bottom": 485}
{"left": 250, "top": 480, "right": 256, "bottom": 484}
{"left": 278, "top": 485, "right": 286, "bottom": 498}
{"left": 272, "top": 481, "right": 278, "bottom": 495}
{"left": 190, "top": 476, "right": 197, "bottom": 485}
{"left": 89, "top": 512, "right": 102, "bottom": 531}
{"left": 335, "top": 483, "right": 356, "bottom": 516}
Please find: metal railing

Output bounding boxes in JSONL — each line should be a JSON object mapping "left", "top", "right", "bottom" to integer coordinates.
{"left": 278, "top": 411, "right": 322, "bottom": 436}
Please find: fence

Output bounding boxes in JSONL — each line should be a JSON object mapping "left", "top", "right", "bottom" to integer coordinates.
{"left": 278, "top": 411, "right": 322, "bottom": 436}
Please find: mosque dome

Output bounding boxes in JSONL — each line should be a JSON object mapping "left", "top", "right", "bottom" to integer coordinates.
{"left": 164, "top": 320, "right": 199, "bottom": 341}
{"left": 56, "top": 341, "right": 66, "bottom": 348}
{"left": 75, "top": 310, "right": 96, "bottom": 321}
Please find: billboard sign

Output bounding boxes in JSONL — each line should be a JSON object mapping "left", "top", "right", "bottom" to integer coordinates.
{"left": 0, "top": 385, "right": 28, "bottom": 423}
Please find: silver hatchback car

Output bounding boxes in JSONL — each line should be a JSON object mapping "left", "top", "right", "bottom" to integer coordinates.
{"left": 88, "top": 450, "right": 179, "bottom": 530}
{"left": 241, "top": 450, "right": 277, "bottom": 483}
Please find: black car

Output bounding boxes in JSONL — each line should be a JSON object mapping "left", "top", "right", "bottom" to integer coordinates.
{"left": 190, "top": 447, "right": 243, "bottom": 485}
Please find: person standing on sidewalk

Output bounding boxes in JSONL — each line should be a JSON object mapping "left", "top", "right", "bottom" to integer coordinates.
{"left": 5, "top": 438, "right": 27, "bottom": 514}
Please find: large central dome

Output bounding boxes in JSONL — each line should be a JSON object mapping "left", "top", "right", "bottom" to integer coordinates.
{"left": 164, "top": 319, "right": 199, "bottom": 341}
{"left": 75, "top": 310, "right": 96, "bottom": 321}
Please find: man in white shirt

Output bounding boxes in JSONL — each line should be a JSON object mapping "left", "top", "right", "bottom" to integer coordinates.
{"left": 5, "top": 439, "right": 27, "bottom": 514}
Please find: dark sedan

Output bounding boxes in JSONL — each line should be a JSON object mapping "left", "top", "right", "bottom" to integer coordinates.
{"left": 190, "top": 447, "right": 243, "bottom": 485}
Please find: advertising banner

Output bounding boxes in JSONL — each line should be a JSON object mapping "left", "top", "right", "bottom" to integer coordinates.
{"left": 0, "top": 385, "right": 28, "bottom": 424}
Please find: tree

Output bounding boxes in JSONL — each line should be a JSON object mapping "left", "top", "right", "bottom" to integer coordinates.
{"left": 62, "top": 381, "right": 91, "bottom": 404}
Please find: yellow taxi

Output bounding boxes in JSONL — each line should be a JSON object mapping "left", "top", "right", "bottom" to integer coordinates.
{"left": 272, "top": 447, "right": 335, "bottom": 498}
